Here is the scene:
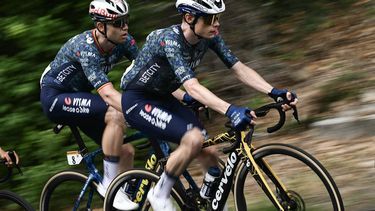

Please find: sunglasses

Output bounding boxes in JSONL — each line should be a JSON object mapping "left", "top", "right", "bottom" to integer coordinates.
{"left": 201, "top": 14, "right": 221, "bottom": 25}
{"left": 110, "top": 15, "right": 129, "bottom": 28}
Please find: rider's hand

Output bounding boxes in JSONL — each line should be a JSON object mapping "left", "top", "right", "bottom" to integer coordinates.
{"left": 225, "top": 105, "right": 256, "bottom": 130}
{"left": 268, "top": 88, "right": 298, "bottom": 111}
{"left": 0, "top": 149, "right": 19, "bottom": 167}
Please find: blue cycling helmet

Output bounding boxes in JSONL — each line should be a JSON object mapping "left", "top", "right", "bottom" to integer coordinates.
{"left": 176, "top": 0, "right": 225, "bottom": 16}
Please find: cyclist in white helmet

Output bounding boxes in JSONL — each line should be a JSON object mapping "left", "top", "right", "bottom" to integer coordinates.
{"left": 119, "top": 0, "right": 297, "bottom": 210}
{"left": 40, "top": 0, "right": 139, "bottom": 209}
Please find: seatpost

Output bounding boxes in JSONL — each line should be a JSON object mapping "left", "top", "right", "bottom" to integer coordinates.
{"left": 69, "top": 126, "right": 88, "bottom": 155}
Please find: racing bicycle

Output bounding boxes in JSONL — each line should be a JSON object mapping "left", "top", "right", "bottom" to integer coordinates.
{"left": 103, "top": 102, "right": 344, "bottom": 211}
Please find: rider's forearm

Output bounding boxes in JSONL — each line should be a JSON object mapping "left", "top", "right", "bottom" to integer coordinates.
{"left": 172, "top": 89, "right": 186, "bottom": 101}
{"left": 97, "top": 83, "right": 123, "bottom": 112}
{"left": 183, "top": 78, "right": 230, "bottom": 115}
{"left": 232, "top": 62, "right": 273, "bottom": 94}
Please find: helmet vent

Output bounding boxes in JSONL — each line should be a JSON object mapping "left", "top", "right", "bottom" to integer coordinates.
{"left": 117, "top": 5, "right": 124, "bottom": 13}
{"left": 107, "top": 9, "right": 117, "bottom": 15}
{"left": 214, "top": 1, "right": 222, "bottom": 8}
{"left": 198, "top": 0, "right": 212, "bottom": 9}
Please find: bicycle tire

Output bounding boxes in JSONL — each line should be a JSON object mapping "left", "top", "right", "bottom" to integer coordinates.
{"left": 104, "top": 168, "right": 186, "bottom": 211}
{"left": 234, "top": 143, "right": 344, "bottom": 211}
{"left": 0, "top": 190, "right": 34, "bottom": 211}
{"left": 39, "top": 170, "right": 101, "bottom": 211}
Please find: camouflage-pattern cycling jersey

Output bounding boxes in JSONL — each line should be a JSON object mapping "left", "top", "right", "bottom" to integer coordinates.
{"left": 120, "top": 24, "right": 239, "bottom": 95}
{"left": 40, "top": 30, "right": 138, "bottom": 92}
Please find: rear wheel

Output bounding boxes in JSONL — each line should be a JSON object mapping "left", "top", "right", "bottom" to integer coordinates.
{"left": 39, "top": 170, "right": 103, "bottom": 211}
{"left": 234, "top": 144, "right": 344, "bottom": 211}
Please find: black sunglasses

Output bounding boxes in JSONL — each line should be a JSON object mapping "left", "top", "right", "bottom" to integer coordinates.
{"left": 110, "top": 15, "right": 129, "bottom": 28}
{"left": 201, "top": 14, "right": 221, "bottom": 25}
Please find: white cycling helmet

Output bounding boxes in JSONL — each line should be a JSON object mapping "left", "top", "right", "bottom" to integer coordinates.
{"left": 176, "top": 0, "right": 225, "bottom": 15}
{"left": 89, "top": 0, "right": 129, "bottom": 22}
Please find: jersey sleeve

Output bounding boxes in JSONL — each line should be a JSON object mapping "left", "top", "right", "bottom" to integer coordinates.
{"left": 162, "top": 34, "right": 196, "bottom": 83}
{"left": 77, "top": 45, "right": 110, "bottom": 90}
{"left": 123, "top": 34, "right": 139, "bottom": 61}
{"left": 208, "top": 35, "right": 239, "bottom": 68}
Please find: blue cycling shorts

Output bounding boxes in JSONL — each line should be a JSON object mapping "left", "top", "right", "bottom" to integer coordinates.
{"left": 122, "top": 90, "right": 206, "bottom": 144}
{"left": 40, "top": 86, "right": 108, "bottom": 144}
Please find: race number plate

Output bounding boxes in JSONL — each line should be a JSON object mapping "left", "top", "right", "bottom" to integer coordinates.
{"left": 66, "top": 151, "right": 83, "bottom": 165}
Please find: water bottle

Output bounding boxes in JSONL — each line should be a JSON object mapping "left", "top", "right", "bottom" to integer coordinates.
{"left": 200, "top": 166, "right": 221, "bottom": 199}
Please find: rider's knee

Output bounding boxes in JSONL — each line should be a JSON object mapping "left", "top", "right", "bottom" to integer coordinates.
{"left": 105, "top": 106, "right": 125, "bottom": 128}
{"left": 183, "top": 128, "right": 204, "bottom": 152}
{"left": 121, "top": 144, "right": 135, "bottom": 158}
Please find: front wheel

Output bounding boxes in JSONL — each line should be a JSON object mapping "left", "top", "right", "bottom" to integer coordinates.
{"left": 39, "top": 170, "right": 102, "bottom": 211}
{"left": 234, "top": 143, "right": 344, "bottom": 211}
{"left": 104, "top": 168, "right": 186, "bottom": 211}
{"left": 0, "top": 190, "right": 35, "bottom": 211}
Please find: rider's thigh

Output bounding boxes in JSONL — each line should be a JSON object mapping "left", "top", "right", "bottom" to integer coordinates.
{"left": 40, "top": 87, "right": 108, "bottom": 144}
{"left": 122, "top": 91, "right": 205, "bottom": 144}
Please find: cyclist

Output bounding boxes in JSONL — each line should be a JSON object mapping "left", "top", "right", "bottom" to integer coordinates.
{"left": 40, "top": 0, "right": 138, "bottom": 209}
{"left": 0, "top": 147, "right": 19, "bottom": 167}
{"left": 119, "top": 0, "right": 298, "bottom": 210}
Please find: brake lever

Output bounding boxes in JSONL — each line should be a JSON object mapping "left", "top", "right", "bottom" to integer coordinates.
{"left": 279, "top": 92, "right": 300, "bottom": 124}
{"left": 8, "top": 151, "right": 22, "bottom": 175}
{"left": 291, "top": 105, "right": 300, "bottom": 124}
{"left": 204, "top": 106, "right": 210, "bottom": 120}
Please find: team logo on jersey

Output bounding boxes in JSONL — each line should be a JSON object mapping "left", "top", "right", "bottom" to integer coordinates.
{"left": 145, "top": 104, "right": 152, "bottom": 113}
{"left": 62, "top": 97, "right": 92, "bottom": 114}
{"left": 165, "top": 39, "right": 181, "bottom": 48}
{"left": 130, "top": 39, "right": 136, "bottom": 46}
{"left": 64, "top": 97, "right": 72, "bottom": 105}
{"left": 126, "top": 103, "right": 138, "bottom": 114}
{"left": 172, "top": 27, "right": 180, "bottom": 34}
{"left": 139, "top": 106, "right": 172, "bottom": 130}
{"left": 86, "top": 34, "right": 94, "bottom": 44}
{"left": 138, "top": 63, "right": 161, "bottom": 84}
{"left": 49, "top": 98, "right": 58, "bottom": 112}
{"left": 55, "top": 64, "right": 77, "bottom": 84}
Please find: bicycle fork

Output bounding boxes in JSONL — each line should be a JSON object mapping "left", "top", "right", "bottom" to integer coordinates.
{"left": 241, "top": 134, "right": 288, "bottom": 210}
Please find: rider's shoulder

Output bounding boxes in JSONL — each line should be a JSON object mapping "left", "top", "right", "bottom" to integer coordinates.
{"left": 147, "top": 25, "right": 181, "bottom": 41}
{"left": 66, "top": 30, "right": 95, "bottom": 46}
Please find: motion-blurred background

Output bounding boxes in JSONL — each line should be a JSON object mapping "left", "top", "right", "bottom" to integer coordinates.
{"left": 0, "top": 0, "right": 373, "bottom": 210}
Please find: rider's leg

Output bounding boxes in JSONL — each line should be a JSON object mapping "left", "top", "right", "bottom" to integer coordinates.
{"left": 100, "top": 106, "right": 139, "bottom": 210}
{"left": 197, "top": 146, "right": 220, "bottom": 170}
{"left": 153, "top": 127, "right": 204, "bottom": 199}
{"left": 101, "top": 106, "right": 133, "bottom": 187}
{"left": 165, "top": 127, "right": 203, "bottom": 175}
{"left": 118, "top": 144, "right": 135, "bottom": 172}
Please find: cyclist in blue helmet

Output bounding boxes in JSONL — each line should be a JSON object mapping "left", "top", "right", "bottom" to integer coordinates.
{"left": 40, "top": 0, "right": 139, "bottom": 209}
{"left": 118, "top": 0, "right": 298, "bottom": 210}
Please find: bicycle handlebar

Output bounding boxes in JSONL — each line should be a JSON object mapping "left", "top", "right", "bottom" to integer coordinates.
{"left": 222, "top": 102, "right": 299, "bottom": 154}
{"left": 254, "top": 102, "right": 286, "bottom": 133}
{"left": 0, "top": 151, "right": 22, "bottom": 183}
